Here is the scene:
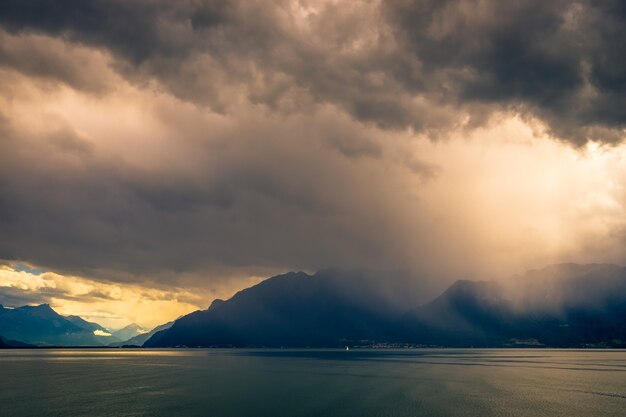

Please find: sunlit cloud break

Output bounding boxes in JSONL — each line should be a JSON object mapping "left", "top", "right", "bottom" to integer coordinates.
{"left": 0, "top": 263, "right": 208, "bottom": 328}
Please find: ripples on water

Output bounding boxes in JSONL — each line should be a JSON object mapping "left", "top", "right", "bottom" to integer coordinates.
{"left": 1, "top": 349, "right": 624, "bottom": 417}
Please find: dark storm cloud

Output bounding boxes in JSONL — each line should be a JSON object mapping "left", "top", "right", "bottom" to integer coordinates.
{"left": 0, "top": 105, "right": 428, "bottom": 285}
{"left": 0, "top": 0, "right": 205, "bottom": 63}
{"left": 383, "top": 0, "right": 626, "bottom": 144}
{"left": 0, "top": 31, "right": 114, "bottom": 93}
{"left": 0, "top": 286, "right": 55, "bottom": 307}
{"left": 0, "top": 283, "right": 115, "bottom": 308}
{"left": 1, "top": 0, "right": 624, "bottom": 143}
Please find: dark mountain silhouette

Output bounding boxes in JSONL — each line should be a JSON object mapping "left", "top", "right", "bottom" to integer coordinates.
{"left": 110, "top": 321, "right": 174, "bottom": 347}
{"left": 510, "top": 264, "right": 626, "bottom": 347}
{"left": 145, "top": 270, "right": 414, "bottom": 347}
{"left": 399, "top": 280, "right": 517, "bottom": 346}
{"left": 0, "top": 304, "right": 113, "bottom": 346}
{"left": 400, "top": 264, "right": 626, "bottom": 347}
{"left": 145, "top": 264, "right": 626, "bottom": 348}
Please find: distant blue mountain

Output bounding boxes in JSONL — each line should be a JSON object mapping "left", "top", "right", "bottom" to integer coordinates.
{"left": 145, "top": 264, "right": 626, "bottom": 348}
{"left": 0, "top": 304, "right": 115, "bottom": 346}
{"left": 109, "top": 321, "right": 174, "bottom": 347}
{"left": 110, "top": 323, "right": 147, "bottom": 341}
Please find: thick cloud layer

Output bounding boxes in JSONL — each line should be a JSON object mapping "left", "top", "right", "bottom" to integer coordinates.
{"left": 0, "top": 77, "right": 436, "bottom": 285}
{"left": 0, "top": 0, "right": 624, "bottom": 144}
{"left": 1, "top": 0, "right": 626, "bottom": 300}
{"left": 384, "top": 0, "right": 626, "bottom": 143}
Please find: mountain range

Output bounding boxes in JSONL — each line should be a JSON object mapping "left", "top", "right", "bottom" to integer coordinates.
{"left": 400, "top": 264, "right": 626, "bottom": 347}
{"left": 2, "top": 263, "right": 625, "bottom": 348}
{"left": 0, "top": 304, "right": 117, "bottom": 346}
{"left": 0, "top": 304, "right": 156, "bottom": 347}
{"left": 145, "top": 264, "right": 626, "bottom": 348}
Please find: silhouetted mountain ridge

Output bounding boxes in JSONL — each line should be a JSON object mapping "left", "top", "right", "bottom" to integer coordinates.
{"left": 146, "top": 270, "right": 408, "bottom": 347}
{"left": 145, "top": 264, "right": 626, "bottom": 348}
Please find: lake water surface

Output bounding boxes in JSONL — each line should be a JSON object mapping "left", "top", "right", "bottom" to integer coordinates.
{"left": 1, "top": 349, "right": 624, "bottom": 417}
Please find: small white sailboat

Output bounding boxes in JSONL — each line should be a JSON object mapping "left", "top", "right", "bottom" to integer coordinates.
{"left": 345, "top": 346, "right": 349, "bottom": 351}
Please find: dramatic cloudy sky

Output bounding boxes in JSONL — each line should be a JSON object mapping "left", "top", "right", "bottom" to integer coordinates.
{"left": 0, "top": 0, "right": 625, "bottom": 328}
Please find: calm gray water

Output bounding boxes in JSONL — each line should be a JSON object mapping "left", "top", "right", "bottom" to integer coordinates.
{"left": 0, "top": 349, "right": 625, "bottom": 417}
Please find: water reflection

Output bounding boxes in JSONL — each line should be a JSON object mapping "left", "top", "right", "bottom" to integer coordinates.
{"left": 1, "top": 349, "right": 624, "bottom": 417}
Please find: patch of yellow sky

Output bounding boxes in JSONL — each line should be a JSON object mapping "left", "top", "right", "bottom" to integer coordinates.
{"left": 0, "top": 263, "right": 263, "bottom": 330}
